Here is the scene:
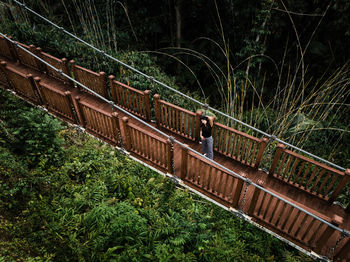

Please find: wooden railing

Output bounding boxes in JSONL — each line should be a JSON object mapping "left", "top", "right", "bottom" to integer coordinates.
{"left": 0, "top": 61, "right": 41, "bottom": 104}
{"left": 154, "top": 94, "right": 200, "bottom": 141}
{"left": 34, "top": 77, "right": 76, "bottom": 123}
{"left": 180, "top": 145, "right": 244, "bottom": 208}
{"left": 270, "top": 144, "right": 350, "bottom": 202}
{"left": 247, "top": 180, "right": 344, "bottom": 255}
{"left": 0, "top": 35, "right": 16, "bottom": 61}
{"left": 212, "top": 122, "right": 268, "bottom": 168}
{"left": 334, "top": 237, "right": 350, "bottom": 260}
{"left": 14, "top": 42, "right": 41, "bottom": 71}
{"left": 1, "top": 37, "right": 350, "bottom": 260}
{"left": 109, "top": 75, "right": 151, "bottom": 121}
{"left": 39, "top": 50, "right": 71, "bottom": 85}
{"left": 70, "top": 60, "right": 108, "bottom": 98}
{"left": 73, "top": 96, "right": 120, "bottom": 146}
{"left": 120, "top": 117, "right": 172, "bottom": 173}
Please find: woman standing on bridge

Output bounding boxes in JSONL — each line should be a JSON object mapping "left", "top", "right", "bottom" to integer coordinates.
{"left": 200, "top": 115, "right": 214, "bottom": 160}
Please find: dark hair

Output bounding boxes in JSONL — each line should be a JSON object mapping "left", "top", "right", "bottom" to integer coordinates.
{"left": 200, "top": 115, "right": 208, "bottom": 121}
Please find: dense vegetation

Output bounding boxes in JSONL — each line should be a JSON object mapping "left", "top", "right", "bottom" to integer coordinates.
{"left": 0, "top": 0, "right": 348, "bottom": 168}
{"left": 0, "top": 89, "right": 312, "bottom": 261}
{"left": 0, "top": 0, "right": 348, "bottom": 260}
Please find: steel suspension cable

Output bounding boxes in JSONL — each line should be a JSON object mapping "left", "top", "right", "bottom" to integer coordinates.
{"left": 1, "top": 32, "right": 348, "bottom": 237}
{"left": 10, "top": 0, "right": 346, "bottom": 172}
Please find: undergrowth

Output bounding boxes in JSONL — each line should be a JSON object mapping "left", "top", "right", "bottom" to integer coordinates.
{"left": 0, "top": 89, "right": 313, "bottom": 261}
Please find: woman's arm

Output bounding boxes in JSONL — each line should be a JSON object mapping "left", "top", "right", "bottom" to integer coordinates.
{"left": 208, "top": 116, "right": 214, "bottom": 127}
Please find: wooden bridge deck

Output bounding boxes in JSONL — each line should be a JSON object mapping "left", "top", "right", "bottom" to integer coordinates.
{"left": 1, "top": 38, "right": 350, "bottom": 261}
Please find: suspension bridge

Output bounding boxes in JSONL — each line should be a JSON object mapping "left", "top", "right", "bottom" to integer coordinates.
{"left": 0, "top": 2, "right": 350, "bottom": 260}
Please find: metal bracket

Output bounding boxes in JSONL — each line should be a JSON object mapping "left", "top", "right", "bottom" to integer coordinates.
{"left": 168, "top": 136, "right": 175, "bottom": 143}
{"left": 268, "top": 135, "right": 277, "bottom": 143}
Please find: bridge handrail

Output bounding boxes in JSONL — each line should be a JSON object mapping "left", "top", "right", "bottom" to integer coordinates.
{"left": 1, "top": 32, "right": 349, "bottom": 259}
{"left": 109, "top": 76, "right": 151, "bottom": 121}
{"left": 10, "top": 0, "right": 346, "bottom": 172}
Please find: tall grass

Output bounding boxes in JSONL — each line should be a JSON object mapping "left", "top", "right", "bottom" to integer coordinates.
{"left": 2, "top": 0, "right": 349, "bottom": 167}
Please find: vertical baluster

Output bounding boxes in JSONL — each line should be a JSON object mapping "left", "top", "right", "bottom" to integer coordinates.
{"left": 281, "top": 205, "right": 294, "bottom": 231}
{"left": 207, "top": 166, "right": 213, "bottom": 191}
{"left": 71, "top": 96, "right": 86, "bottom": 127}
{"left": 314, "top": 215, "right": 343, "bottom": 253}
{"left": 153, "top": 94, "right": 161, "bottom": 127}
{"left": 144, "top": 90, "right": 151, "bottom": 121}
{"left": 298, "top": 162, "right": 313, "bottom": 187}
{"left": 226, "top": 131, "right": 233, "bottom": 157}
{"left": 305, "top": 166, "right": 319, "bottom": 190}
{"left": 269, "top": 143, "right": 286, "bottom": 175}
{"left": 247, "top": 180, "right": 265, "bottom": 216}
{"left": 282, "top": 155, "right": 295, "bottom": 180}
{"left": 179, "top": 111, "right": 183, "bottom": 135}
{"left": 310, "top": 169, "right": 326, "bottom": 194}
{"left": 232, "top": 177, "right": 244, "bottom": 209}
{"left": 334, "top": 237, "right": 350, "bottom": 260}
{"left": 180, "top": 145, "right": 189, "bottom": 180}
{"left": 323, "top": 175, "right": 340, "bottom": 197}
{"left": 257, "top": 191, "right": 267, "bottom": 216}
{"left": 329, "top": 169, "right": 350, "bottom": 203}
{"left": 263, "top": 194, "right": 274, "bottom": 220}
{"left": 119, "top": 117, "right": 131, "bottom": 150}
{"left": 288, "top": 209, "right": 302, "bottom": 234}
{"left": 244, "top": 139, "right": 253, "bottom": 165}
{"left": 277, "top": 153, "right": 288, "bottom": 177}
{"left": 317, "top": 171, "right": 331, "bottom": 196}
{"left": 275, "top": 202, "right": 288, "bottom": 227}
{"left": 268, "top": 198, "right": 281, "bottom": 224}
{"left": 195, "top": 110, "right": 202, "bottom": 141}
{"left": 302, "top": 218, "right": 318, "bottom": 242}
{"left": 308, "top": 221, "right": 324, "bottom": 246}
{"left": 294, "top": 213, "right": 308, "bottom": 238}
{"left": 236, "top": 135, "right": 243, "bottom": 161}
{"left": 231, "top": 133, "right": 238, "bottom": 158}
{"left": 240, "top": 137, "right": 248, "bottom": 163}
{"left": 163, "top": 104, "right": 167, "bottom": 127}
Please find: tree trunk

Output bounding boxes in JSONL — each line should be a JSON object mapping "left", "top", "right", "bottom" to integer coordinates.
{"left": 174, "top": 0, "right": 182, "bottom": 48}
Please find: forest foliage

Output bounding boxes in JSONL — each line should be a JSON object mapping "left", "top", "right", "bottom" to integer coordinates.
{"left": 0, "top": 89, "right": 313, "bottom": 261}
{"left": 0, "top": 0, "right": 348, "bottom": 168}
{"left": 0, "top": 1, "right": 349, "bottom": 260}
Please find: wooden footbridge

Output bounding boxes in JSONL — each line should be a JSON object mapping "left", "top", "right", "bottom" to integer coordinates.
{"left": 1, "top": 34, "right": 350, "bottom": 261}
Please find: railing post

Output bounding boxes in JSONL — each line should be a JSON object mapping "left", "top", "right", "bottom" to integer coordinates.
{"left": 108, "top": 75, "right": 117, "bottom": 101}
{"left": 153, "top": 94, "right": 161, "bottom": 127}
{"left": 144, "top": 90, "right": 151, "bottom": 121}
{"left": 166, "top": 137, "right": 174, "bottom": 174}
{"left": 232, "top": 177, "right": 245, "bottom": 209}
{"left": 269, "top": 143, "right": 286, "bottom": 175}
{"left": 28, "top": 45, "right": 42, "bottom": 71}
{"left": 329, "top": 169, "right": 350, "bottom": 204}
{"left": 247, "top": 179, "right": 265, "bottom": 216}
{"left": 180, "top": 144, "right": 189, "bottom": 180}
{"left": 69, "top": 59, "right": 78, "bottom": 89}
{"left": 99, "top": 71, "right": 109, "bottom": 98}
{"left": 33, "top": 76, "right": 45, "bottom": 106}
{"left": 71, "top": 95, "right": 85, "bottom": 127}
{"left": 27, "top": 73, "right": 43, "bottom": 105}
{"left": 119, "top": 116, "right": 131, "bottom": 151}
{"left": 314, "top": 215, "right": 343, "bottom": 253}
{"left": 111, "top": 112, "right": 120, "bottom": 146}
{"left": 255, "top": 137, "right": 269, "bottom": 169}
{"left": 195, "top": 110, "right": 202, "bottom": 142}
